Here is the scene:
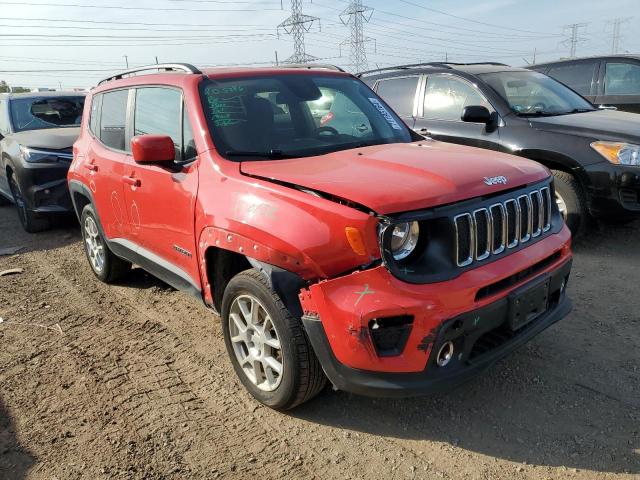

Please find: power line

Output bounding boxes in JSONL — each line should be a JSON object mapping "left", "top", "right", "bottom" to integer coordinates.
{"left": 277, "top": 0, "right": 319, "bottom": 63}
{"left": 0, "top": 1, "right": 283, "bottom": 12}
{"left": 339, "top": 0, "right": 374, "bottom": 72}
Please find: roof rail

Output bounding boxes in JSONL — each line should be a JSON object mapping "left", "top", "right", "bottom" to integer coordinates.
{"left": 280, "top": 63, "right": 346, "bottom": 72}
{"left": 97, "top": 63, "right": 202, "bottom": 86}
{"left": 443, "top": 62, "right": 509, "bottom": 67}
{"left": 356, "top": 62, "right": 452, "bottom": 77}
{"left": 356, "top": 61, "right": 511, "bottom": 77}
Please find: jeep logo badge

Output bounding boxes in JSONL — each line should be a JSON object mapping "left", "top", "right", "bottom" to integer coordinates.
{"left": 484, "top": 175, "right": 508, "bottom": 186}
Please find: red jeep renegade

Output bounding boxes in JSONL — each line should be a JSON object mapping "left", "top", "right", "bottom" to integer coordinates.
{"left": 68, "top": 63, "right": 572, "bottom": 410}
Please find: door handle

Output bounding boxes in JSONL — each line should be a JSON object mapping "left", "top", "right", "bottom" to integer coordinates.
{"left": 84, "top": 163, "right": 98, "bottom": 172}
{"left": 122, "top": 175, "right": 141, "bottom": 187}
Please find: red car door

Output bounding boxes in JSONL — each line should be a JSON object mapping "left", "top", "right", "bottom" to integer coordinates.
{"left": 121, "top": 86, "right": 200, "bottom": 290}
{"left": 88, "top": 89, "right": 131, "bottom": 240}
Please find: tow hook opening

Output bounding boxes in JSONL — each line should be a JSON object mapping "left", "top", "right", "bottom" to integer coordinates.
{"left": 436, "top": 341, "right": 455, "bottom": 367}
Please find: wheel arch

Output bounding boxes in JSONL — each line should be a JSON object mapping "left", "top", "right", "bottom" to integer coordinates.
{"left": 516, "top": 149, "right": 590, "bottom": 187}
{"left": 203, "top": 245, "right": 306, "bottom": 318}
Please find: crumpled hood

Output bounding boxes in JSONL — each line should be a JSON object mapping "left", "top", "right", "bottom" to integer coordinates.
{"left": 7, "top": 127, "right": 80, "bottom": 150}
{"left": 240, "top": 141, "right": 549, "bottom": 214}
{"left": 529, "top": 110, "right": 640, "bottom": 143}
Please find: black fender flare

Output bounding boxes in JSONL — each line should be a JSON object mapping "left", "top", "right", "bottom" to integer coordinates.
{"left": 246, "top": 258, "right": 307, "bottom": 319}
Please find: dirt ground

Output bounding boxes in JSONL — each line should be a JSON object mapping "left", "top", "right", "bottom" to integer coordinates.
{"left": 0, "top": 204, "right": 638, "bottom": 480}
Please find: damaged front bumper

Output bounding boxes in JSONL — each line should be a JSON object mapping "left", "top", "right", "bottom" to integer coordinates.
{"left": 299, "top": 226, "right": 572, "bottom": 397}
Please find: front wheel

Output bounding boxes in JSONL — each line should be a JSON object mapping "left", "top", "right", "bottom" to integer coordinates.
{"left": 551, "top": 169, "right": 587, "bottom": 236}
{"left": 8, "top": 174, "right": 50, "bottom": 233}
{"left": 221, "top": 269, "right": 326, "bottom": 410}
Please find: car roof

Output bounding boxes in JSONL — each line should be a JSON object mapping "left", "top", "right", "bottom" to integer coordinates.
{"left": 2, "top": 91, "right": 86, "bottom": 100}
{"left": 532, "top": 54, "right": 640, "bottom": 67}
{"left": 93, "top": 63, "right": 350, "bottom": 90}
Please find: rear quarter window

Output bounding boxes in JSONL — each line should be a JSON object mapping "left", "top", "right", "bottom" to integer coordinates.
{"left": 99, "top": 89, "right": 129, "bottom": 151}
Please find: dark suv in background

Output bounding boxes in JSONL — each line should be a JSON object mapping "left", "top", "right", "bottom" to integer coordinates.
{"left": 530, "top": 55, "right": 640, "bottom": 113}
{"left": 0, "top": 91, "right": 85, "bottom": 232}
{"left": 360, "top": 62, "right": 640, "bottom": 234}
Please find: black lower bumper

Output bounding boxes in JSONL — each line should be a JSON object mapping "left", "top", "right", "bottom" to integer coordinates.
{"left": 17, "top": 161, "right": 73, "bottom": 214}
{"left": 303, "top": 260, "right": 572, "bottom": 398}
{"left": 585, "top": 162, "right": 640, "bottom": 219}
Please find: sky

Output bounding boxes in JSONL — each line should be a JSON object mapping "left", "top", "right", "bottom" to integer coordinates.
{"left": 0, "top": 0, "right": 638, "bottom": 90}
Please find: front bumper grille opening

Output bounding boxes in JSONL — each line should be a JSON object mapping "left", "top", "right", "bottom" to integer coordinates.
{"left": 474, "top": 250, "right": 562, "bottom": 302}
{"left": 468, "top": 324, "right": 517, "bottom": 360}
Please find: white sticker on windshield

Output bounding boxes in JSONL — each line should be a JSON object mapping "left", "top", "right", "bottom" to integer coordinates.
{"left": 368, "top": 97, "right": 402, "bottom": 130}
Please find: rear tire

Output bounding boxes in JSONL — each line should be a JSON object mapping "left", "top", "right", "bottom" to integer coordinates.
{"left": 8, "top": 174, "right": 50, "bottom": 233}
{"left": 551, "top": 169, "right": 587, "bottom": 236}
{"left": 80, "top": 204, "right": 131, "bottom": 283}
{"left": 221, "top": 269, "right": 326, "bottom": 410}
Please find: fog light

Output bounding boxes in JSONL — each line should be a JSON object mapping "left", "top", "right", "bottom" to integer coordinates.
{"left": 368, "top": 315, "right": 413, "bottom": 357}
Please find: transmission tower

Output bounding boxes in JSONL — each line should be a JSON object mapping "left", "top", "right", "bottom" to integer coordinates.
{"left": 562, "top": 23, "right": 588, "bottom": 58}
{"left": 608, "top": 17, "right": 632, "bottom": 54}
{"left": 277, "top": 0, "right": 319, "bottom": 63}
{"left": 339, "top": 0, "right": 374, "bottom": 73}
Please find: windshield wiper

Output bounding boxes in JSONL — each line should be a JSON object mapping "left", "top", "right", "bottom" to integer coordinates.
{"left": 225, "top": 149, "right": 298, "bottom": 159}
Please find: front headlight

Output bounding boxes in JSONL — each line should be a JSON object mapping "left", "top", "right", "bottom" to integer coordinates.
{"left": 591, "top": 141, "right": 640, "bottom": 166}
{"left": 390, "top": 221, "right": 420, "bottom": 260}
{"left": 20, "top": 146, "right": 59, "bottom": 164}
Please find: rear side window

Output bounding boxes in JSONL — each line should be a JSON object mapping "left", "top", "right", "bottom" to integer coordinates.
{"left": 89, "top": 94, "right": 100, "bottom": 135}
{"left": 100, "top": 89, "right": 129, "bottom": 151}
{"left": 134, "top": 87, "right": 181, "bottom": 157}
{"left": 375, "top": 76, "right": 419, "bottom": 117}
{"left": 0, "top": 99, "right": 8, "bottom": 135}
{"left": 604, "top": 62, "right": 640, "bottom": 95}
{"left": 546, "top": 62, "right": 597, "bottom": 95}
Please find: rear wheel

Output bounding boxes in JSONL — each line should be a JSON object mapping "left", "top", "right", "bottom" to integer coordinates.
{"left": 551, "top": 169, "right": 587, "bottom": 236}
{"left": 8, "top": 173, "right": 50, "bottom": 233}
{"left": 80, "top": 204, "right": 131, "bottom": 283}
{"left": 221, "top": 269, "right": 326, "bottom": 410}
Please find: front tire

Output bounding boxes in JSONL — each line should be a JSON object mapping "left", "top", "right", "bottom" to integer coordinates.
{"left": 80, "top": 204, "right": 131, "bottom": 283}
{"left": 8, "top": 174, "right": 50, "bottom": 233}
{"left": 551, "top": 169, "right": 587, "bottom": 236}
{"left": 221, "top": 269, "right": 326, "bottom": 410}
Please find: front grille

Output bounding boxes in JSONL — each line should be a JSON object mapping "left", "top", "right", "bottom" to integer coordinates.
{"left": 454, "top": 187, "right": 552, "bottom": 267}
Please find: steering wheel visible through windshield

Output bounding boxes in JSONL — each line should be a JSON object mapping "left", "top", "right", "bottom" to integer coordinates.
{"left": 199, "top": 74, "right": 414, "bottom": 160}
{"left": 479, "top": 71, "right": 595, "bottom": 116}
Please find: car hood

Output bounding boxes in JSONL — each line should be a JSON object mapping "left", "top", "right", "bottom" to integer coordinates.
{"left": 7, "top": 127, "right": 80, "bottom": 150}
{"left": 240, "top": 141, "right": 549, "bottom": 214}
{"left": 529, "top": 110, "right": 640, "bottom": 143}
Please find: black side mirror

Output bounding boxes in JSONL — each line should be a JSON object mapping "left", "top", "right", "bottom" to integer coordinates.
{"left": 461, "top": 105, "right": 492, "bottom": 124}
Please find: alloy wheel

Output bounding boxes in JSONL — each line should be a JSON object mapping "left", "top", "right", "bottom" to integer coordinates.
{"left": 84, "top": 216, "right": 105, "bottom": 273}
{"left": 228, "top": 294, "right": 283, "bottom": 392}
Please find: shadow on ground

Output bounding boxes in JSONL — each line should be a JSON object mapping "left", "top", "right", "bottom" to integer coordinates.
{"left": 293, "top": 220, "right": 640, "bottom": 475}
{"left": 0, "top": 399, "right": 35, "bottom": 480}
{"left": 0, "top": 205, "right": 80, "bottom": 255}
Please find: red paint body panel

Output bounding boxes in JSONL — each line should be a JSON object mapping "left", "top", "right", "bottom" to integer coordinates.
{"left": 300, "top": 226, "right": 572, "bottom": 373}
{"left": 241, "top": 141, "right": 550, "bottom": 214}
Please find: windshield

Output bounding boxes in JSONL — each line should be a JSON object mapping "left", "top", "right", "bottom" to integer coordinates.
{"left": 200, "top": 74, "right": 413, "bottom": 159}
{"left": 478, "top": 71, "right": 594, "bottom": 116}
{"left": 9, "top": 96, "right": 85, "bottom": 132}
